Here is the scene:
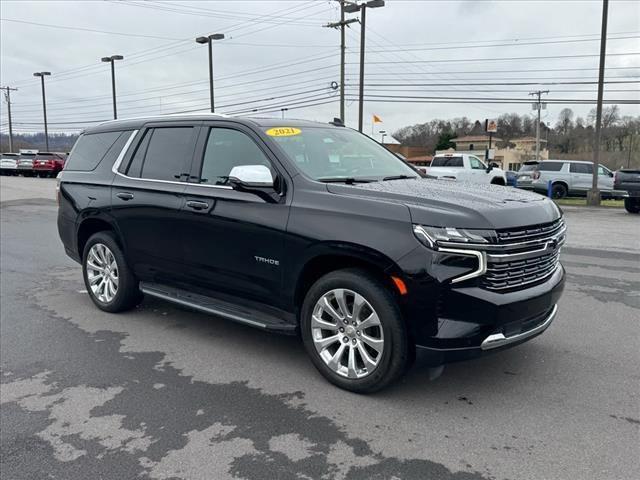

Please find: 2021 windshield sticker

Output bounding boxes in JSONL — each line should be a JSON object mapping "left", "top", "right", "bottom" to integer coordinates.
{"left": 265, "top": 127, "right": 301, "bottom": 137}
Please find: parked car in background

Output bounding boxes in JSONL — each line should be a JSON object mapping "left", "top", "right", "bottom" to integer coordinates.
{"left": 614, "top": 169, "right": 640, "bottom": 213}
{"left": 32, "top": 152, "right": 67, "bottom": 177}
{"left": 427, "top": 153, "right": 506, "bottom": 185}
{"left": 516, "top": 160, "right": 623, "bottom": 199}
{"left": 505, "top": 170, "right": 518, "bottom": 187}
{"left": 16, "top": 152, "right": 37, "bottom": 176}
{"left": 0, "top": 153, "right": 19, "bottom": 175}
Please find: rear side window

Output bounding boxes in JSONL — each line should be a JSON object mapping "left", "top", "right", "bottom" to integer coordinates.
{"left": 431, "top": 156, "right": 463, "bottom": 167}
{"left": 538, "top": 162, "right": 564, "bottom": 172}
{"left": 128, "top": 127, "right": 196, "bottom": 181}
{"left": 569, "top": 163, "right": 592, "bottom": 174}
{"left": 65, "top": 131, "right": 126, "bottom": 171}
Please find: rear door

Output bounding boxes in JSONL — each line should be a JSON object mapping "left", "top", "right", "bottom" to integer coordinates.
{"left": 569, "top": 162, "right": 593, "bottom": 193}
{"left": 110, "top": 122, "right": 200, "bottom": 285}
{"left": 178, "top": 121, "right": 290, "bottom": 307}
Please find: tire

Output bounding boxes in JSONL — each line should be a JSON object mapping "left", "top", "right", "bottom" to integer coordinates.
{"left": 82, "top": 231, "right": 142, "bottom": 313}
{"left": 624, "top": 198, "right": 640, "bottom": 214}
{"left": 300, "top": 268, "right": 410, "bottom": 393}
{"left": 551, "top": 183, "right": 568, "bottom": 199}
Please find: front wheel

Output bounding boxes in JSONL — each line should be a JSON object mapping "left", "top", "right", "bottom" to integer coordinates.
{"left": 300, "top": 268, "right": 410, "bottom": 393}
{"left": 551, "top": 183, "right": 568, "bottom": 199}
{"left": 624, "top": 198, "right": 640, "bottom": 214}
{"left": 82, "top": 231, "right": 142, "bottom": 313}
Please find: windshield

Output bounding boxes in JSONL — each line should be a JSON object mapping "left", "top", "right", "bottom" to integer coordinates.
{"left": 267, "top": 126, "right": 417, "bottom": 181}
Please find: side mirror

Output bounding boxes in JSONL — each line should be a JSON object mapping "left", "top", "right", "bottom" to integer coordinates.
{"left": 228, "top": 165, "right": 274, "bottom": 188}
{"left": 486, "top": 164, "right": 494, "bottom": 173}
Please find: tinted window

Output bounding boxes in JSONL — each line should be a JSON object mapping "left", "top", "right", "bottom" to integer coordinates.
{"left": 431, "top": 156, "right": 463, "bottom": 167}
{"left": 200, "top": 128, "right": 272, "bottom": 185}
{"left": 64, "top": 131, "right": 125, "bottom": 171}
{"left": 569, "top": 163, "right": 592, "bottom": 174}
{"left": 519, "top": 163, "right": 539, "bottom": 172}
{"left": 124, "top": 130, "right": 151, "bottom": 177}
{"left": 137, "top": 127, "right": 195, "bottom": 181}
{"left": 539, "top": 162, "right": 564, "bottom": 172}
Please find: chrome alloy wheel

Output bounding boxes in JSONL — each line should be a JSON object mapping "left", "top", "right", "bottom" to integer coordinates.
{"left": 311, "top": 289, "right": 384, "bottom": 379}
{"left": 86, "top": 243, "right": 119, "bottom": 303}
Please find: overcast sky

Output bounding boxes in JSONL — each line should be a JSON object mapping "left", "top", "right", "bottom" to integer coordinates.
{"left": 1, "top": 0, "right": 639, "bottom": 139}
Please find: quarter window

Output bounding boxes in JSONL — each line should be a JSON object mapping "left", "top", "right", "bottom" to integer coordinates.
{"left": 66, "top": 131, "right": 126, "bottom": 171}
{"left": 538, "top": 162, "right": 565, "bottom": 172}
{"left": 200, "top": 128, "right": 272, "bottom": 185}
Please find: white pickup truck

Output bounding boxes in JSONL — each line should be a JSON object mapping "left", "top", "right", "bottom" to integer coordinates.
{"left": 427, "top": 153, "right": 507, "bottom": 185}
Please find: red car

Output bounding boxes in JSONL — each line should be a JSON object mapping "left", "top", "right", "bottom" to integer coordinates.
{"left": 32, "top": 152, "right": 67, "bottom": 178}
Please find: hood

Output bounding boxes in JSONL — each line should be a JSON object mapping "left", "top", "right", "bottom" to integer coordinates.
{"left": 327, "top": 178, "right": 561, "bottom": 229}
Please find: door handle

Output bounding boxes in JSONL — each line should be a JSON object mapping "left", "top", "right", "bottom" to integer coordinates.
{"left": 186, "top": 200, "right": 209, "bottom": 210}
{"left": 116, "top": 192, "right": 134, "bottom": 201}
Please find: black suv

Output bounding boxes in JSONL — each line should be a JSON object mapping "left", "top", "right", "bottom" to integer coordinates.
{"left": 58, "top": 115, "right": 565, "bottom": 392}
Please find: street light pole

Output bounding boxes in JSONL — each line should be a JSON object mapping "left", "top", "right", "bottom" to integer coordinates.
{"left": 588, "top": 0, "right": 609, "bottom": 207}
{"left": 281, "top": 108, "right": 288, "bottom": 119}
{"left": 345, "top": 0, "right": 385, "bottom": 132}
{"left": 196, "top": 33, "right": 225, "bottom": 113}
{"left": 33, "top": 72, "right": 51, "bottom": 151}
{"left": 101, "top": 55, "right": 124, "bottom": 119}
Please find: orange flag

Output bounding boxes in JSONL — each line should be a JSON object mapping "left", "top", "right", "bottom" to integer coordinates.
{"left": 372, "top": 114, "right": 382, "bottom": 123}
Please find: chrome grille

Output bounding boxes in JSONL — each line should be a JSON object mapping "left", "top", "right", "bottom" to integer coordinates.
{"left": 482, "top": 218, "right": 565, "bottom": 292}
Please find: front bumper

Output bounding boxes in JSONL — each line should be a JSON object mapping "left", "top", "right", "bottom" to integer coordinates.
{"left": 396, "top": 244, "right": 565, "bottom": 367}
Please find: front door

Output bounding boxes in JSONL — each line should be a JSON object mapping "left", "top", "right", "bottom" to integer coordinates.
{"left": 110, "top": 123, "right": 199, "bottom": 285}
{"left": 179, "top": 123, "right": 290, "bottom": 308}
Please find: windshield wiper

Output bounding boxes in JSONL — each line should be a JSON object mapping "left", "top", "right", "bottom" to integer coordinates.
{"left": 317, "top": 177, "right": 374, "bottom": 184}
{"left": 381, "top": 175, "right": 418, "bottom": 181}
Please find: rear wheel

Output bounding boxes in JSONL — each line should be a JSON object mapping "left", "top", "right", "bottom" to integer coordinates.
{"left": 551, "top": 183, "right": 568, "bottom": 199}
{"left": 82, "top": 231, "right": 142, "bottom": 312}
{"left": 624, "top": 198, "right": 640, "bottom": 214}
{"left": 300, "top": 268, "right": 409, "bottom": 393}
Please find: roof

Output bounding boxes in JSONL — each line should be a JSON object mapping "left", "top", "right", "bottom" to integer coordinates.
{"left": 512, "top": 136, "right": 547, "bottom": 143}
{"left": 406, "top": 155, "right": 433, "bottom": 161}
{"left": 452, "top": 135, "right": 503, "bottom": 142}
{"left": 85, "top": 114, "right": 342, "bottom": 134}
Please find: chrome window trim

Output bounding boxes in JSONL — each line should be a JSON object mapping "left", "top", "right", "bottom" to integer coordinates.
{"left": 439, "top": 247, "right": 487, "bottom": 284}
{"left": 110, "top": 128, "right": 233, "bottom": 190}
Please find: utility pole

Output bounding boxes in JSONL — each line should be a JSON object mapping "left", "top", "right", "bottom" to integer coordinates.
{"left": 1, "top": 86, "right": 17, "bottom": 151}
{"left": 101, "top": 55, "right": 124, "bottom": 119}
{"left": 529, "top": 90, "right": 549, "bottom": 160}
{"left": 588, "top": 0, "right": 609, "bottom": 206}
{"left": 345, "top": 0, "right": 385, "bottom": 132}
{"left": 33, "top": 72, "right": 51, "bottom": 151}
{"left": 196, "top": 33, "right": 225, "bottom": 113}
{"left": 324, "top": 1, "right": 357, "bottom": 123}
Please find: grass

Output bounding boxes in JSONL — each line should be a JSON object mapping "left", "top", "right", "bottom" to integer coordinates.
{"left": 554, "top": 197, "right": 624, "bottom": 208}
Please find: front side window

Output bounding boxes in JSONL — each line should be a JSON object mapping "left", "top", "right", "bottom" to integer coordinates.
{"left": 200, "top": 128, "right": 272, "bottom": 185}
{"left": 269, "top": 127, "right": 416, "bottom": 181}
{"left": 469, "top": 156, "right": 485, "bottom": 170}
{"left": 598, "top": 165, "right": 611, "bottom": 176}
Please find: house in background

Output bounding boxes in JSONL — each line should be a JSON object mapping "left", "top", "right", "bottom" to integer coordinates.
{"left": 435, "top": 135, "right": 548, "bottom": 171}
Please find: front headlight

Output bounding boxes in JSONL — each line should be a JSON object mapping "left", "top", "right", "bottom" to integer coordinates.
{"left": 413, "top": 225, "right": 496, "bottom": 249}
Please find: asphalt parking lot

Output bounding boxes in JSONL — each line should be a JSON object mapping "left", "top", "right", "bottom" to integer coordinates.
{"left": 1, "top": 176, "right": 638, "bottom": 480}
